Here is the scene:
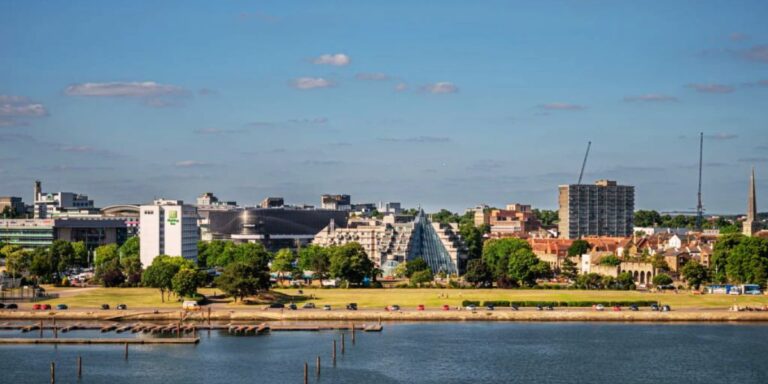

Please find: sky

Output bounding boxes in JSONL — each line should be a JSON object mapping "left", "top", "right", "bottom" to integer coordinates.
{"left": 1, "top": 0, "right": 767, "bottom": 214}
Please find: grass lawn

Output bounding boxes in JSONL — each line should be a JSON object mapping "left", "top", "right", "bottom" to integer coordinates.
{"left": 273, "top": 288, "right": 768, "bottom": 309}
{"left": 39, "top": 286, "right": 220, "bottom": 309}
{"left": 36, "top": 286, "right": 768, "bottom": 309}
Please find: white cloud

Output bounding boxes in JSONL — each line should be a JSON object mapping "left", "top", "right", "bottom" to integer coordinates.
{"left": 312, "top": 53, "right": 350, "bottom": 66}
{"left": 65, "top": 81, "right": 184, "bottom": 97}
{"left": 292, "top": 77, "right": 334, "bottom": 90}
{"left": 422, "top": 82, "right": 458, "bottom": 94}
{"left": 539, "top": 103, "right": 585, "bottom": 110}
{"left": 355, "top": 72, "right": 389, "bottom": 81}
{"left": 686, "top": 83, "right": 734, "bottom": 94}
{"left": 394, "top": 83, "right": 408, "bottom": 92}
{"left": 623, "top": 94, "right": 678, "bottom": 102}
{"left": 742, "top": 45, "right": 768, "bottom": 63}
{"left": 0, "top": 95, "right": 48, "bottom": 117}
{"left": 175, "top": 160, "right": 212, "bottom": 168}
{"left": 705, "top": 132, "right": 738, "bottom": 141}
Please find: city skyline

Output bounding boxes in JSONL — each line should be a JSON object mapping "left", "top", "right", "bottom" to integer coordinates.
{"left": 2, "top": 1, "right": 767, "bottom": 213}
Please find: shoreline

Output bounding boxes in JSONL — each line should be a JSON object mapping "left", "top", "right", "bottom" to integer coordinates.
{"left": 2, "top": 309, "right": 768, "bottom": 322}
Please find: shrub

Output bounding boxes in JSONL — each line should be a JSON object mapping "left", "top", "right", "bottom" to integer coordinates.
{"left": 482, "top": 300, "right": 510, "bottom": 307}
{"left": 461, "top": 300, "right": 480, "bottom": 307}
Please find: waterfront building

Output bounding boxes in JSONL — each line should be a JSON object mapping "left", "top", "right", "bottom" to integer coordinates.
{"left": 33, "top": 180, "right": 97, "bottom": 218}
{"left": 320, "top": 194, "right": 351, "bottom": 211}
{"left": 558, "top": 180, "right": 635, "bottom": 239}
{"left": 313, "top": 211, "right": 467, "bottom": 276}
{"left": 743, "top": 167, "right": 761, "bottom": 237}
{"left": 259, "top": 197, "right": 284, "bottom": 208}
{"left": 198, "top": 206, "right": 347, "bottom": 251}
{"left": 139, "top": 199, "right": 199, "bottom": 266}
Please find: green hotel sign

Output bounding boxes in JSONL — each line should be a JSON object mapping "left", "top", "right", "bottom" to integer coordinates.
{"left": 167, "top": 211, "right": 179, "bottom": 225}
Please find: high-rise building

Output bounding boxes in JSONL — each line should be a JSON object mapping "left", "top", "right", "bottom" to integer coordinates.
{"left": 0, "top": 196, "right": 25, "bottom": 218}
{"left": 558, "top": 180, "right": 635, "bottom": 239}
{"left": 33, "top": 180, "right": 96, "bottom": 218}
{"left": 139, "top": 199, "right": 199, "bottom": 266}
{"left": 320, "top": 194, "right": 351, "bottom": 210}
{"left": 743, "top": 167, "right": 760, "bottom": 237}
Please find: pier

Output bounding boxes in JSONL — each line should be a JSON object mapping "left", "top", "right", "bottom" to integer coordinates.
{"left": 0, "top": 338, "right": 199, "bottom": 345}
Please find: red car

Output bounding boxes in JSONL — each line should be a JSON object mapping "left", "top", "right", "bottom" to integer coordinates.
{"left": 612, "top": 306, "right": 622, "bottom": 312}
{"left": 32, "top": 304, "right": 42, "bottom": 310}
{"left": 442, "top": 304, "right": 450, "bottom": 311}
{"left": 417, "top": 304, "right": 425, "bottom": 311}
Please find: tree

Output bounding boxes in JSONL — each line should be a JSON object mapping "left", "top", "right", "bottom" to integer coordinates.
{"left": 463, "top": 259, "right": 493, "bottom": 287}
{"left": 410, "top": 269, "right": 433, "bottom": 286}
{"left": 681, "top": 260, "right": 709, "bottom": 290}
{"left": 652, "top": 273, "right": 673, "bottom": 287}
{"left": 725, "top": 236, "right": 768, "bottom": 285}
{"left": 393, "top": 262, "right": 408, "bottom": 278}
{"left": 121, "top": 256, "right": 143, "bottom": 286}
{"left": 100, "top": 260, "right": 126, "bottom": 287}
{"left": 575, "top": 273, "right": 603, "bottom": 289}
{"left": 430, "top": 209, "right": 460, "bottom": 225}
{"left": 634, "top": 210, "right": 662, "bottom": 227}
{"left": 71, "top": 241, "right": 88, "bottom": 267}
{"left": 507, "top": 247, "right": 542, "bottom": 287}
{"left": 531, "top": 260, "right": 553, "bottom": 280}
{"left": 560, "top": 257, "right": 579, "bottom": 281}
{"left": 119, "top": 237, "right": 140, "bottom": 259}
{"left": 458, "top": 222, "right": 484, "bottom": 260}
{"left": 328, "top": 243, "right": 375, "bottom": 285}
{"left": 567, "top": 240, "right": 590, "bottom": 257}
{"left": 651, "top": 254, "right": 670, "bottom": 272}
{"left": 599, "top": 254, "right": 621, "bottom": 266}
{"left": 50, "top": 240, "right": 76, "bottom": 273}
{"left": 30, "top": 248, "right": 55, "bottom": 283}
{"left": 172, "top": 268, "right": 204, "bottom": 297}
{"left": 215, "top": 261, "right": 270, "bottom": 302}
{"left": 141, "top": 255, "right": 184, "bottom": 302}
{"left": 4, "top": 246, "right": 31, "bottom": 278}
{"left": 532, "top": 209, "right": 559, "bottom": 226}
{"left": 710, "top": 233, "right": 743, "bottom": 283}
{"left": 298, "top": 245, "right": 330, "bottom": 283}
{"left": 482, "top": 238, "right": 534, "bottom": 286}
{"left": 271, "top": 248, "right": 296, "bottom": 284}
{"left": 616, "top": 272, "right": 635, "bottom": 290}
{"left": 405, "top": 257, "right": 429, "bottom": 278}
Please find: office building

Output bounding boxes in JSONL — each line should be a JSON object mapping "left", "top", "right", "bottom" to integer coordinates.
{"left": 0, "top": 196, "right": 25, "bottom": 218}
{"left": 139, "top": 199, "right": 199, "bottom": 266}
{"left": 321, "top": 194, "right": 351, "bottom": 210}
{"left": 33, "top": 180, "right": 96, "bottom": 218}
{"left": 259, "top": 197, "right": 285, "bottom": 208}
{"left": 0, "top": 217, "right": 130, "bottom": 250}
{"left": 558, "top": 180, "right": 634, "bottom": 239}
{"left": 196, "top": 192, "right": 236, "bottom": 209}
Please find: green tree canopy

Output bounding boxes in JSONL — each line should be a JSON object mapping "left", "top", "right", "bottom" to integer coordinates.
{"left": 507, "top": 246, "right": 542, "bottom": 287}
{"left": 482, "top": 238, "right": 536, "bottom": 286}
{"left": 599, "top": 254, "right": 621, "bottom": 266}
{"left": 328, "top": 242, "right": 375, "bottom": 285}
{"left": 215, "top": 261, "right": 270, "bottom": 302}
{"left": 172, "top": 268, "right": 204, "bottom": 298}
{"left": 652, "top": 273, "right": 673, "bottom": 286}
{"left": 560, "top": 257, "right": 579, "bottom": 281}
{"left": 681, "top": 260, "right": 709, "bottom": 289}
{"left": 410, "top": 269, "right": 433, "bottom": 286}
{"left": 725, "top": 236, "right": 768, "bottom": 285}
{"left": 405, "top": 257, "right": 429, "bottom": 278}
{"left": 463, "top": 258, "right": 493, "bottom": 287}
{"left": 141, "top": 255, "right": 191, "bottom": 302}
{"left": 298, "top": 245, "right": 330, "bottom": 282}
{"left": 567, "top": 240, "right": 591, "bottom": 257}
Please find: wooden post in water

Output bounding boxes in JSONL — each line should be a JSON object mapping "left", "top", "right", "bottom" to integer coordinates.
{"left": 77, "top": 356, "right": 82, "bottom": 378}
{"left": 50, "top": 362, "right": 55, "bottom": 384}
{"left": 341, "top": 333, "right": 345, "bottom": 354}
{"left": 39, "top": 320, "right": 43, "bottom": 338}
{"left": 351, "top": 323, "right": 356, "bottom": 345}
{"left": 177, "top": 321, "right": 181, "bottom": 338}
{"left": 208, "top": 307, "right": 211, "bottom": 326}
{"left": 316, "top": 356, "right": 321, "bottom": 376}
{"left": 124, "top": 343, "right": 128, "bottom": 360}
{"left": 303, "top": 362, "right": 308, "bottom": 384}
{"left": 332, "top": 340, "right": 337, "bottom": 366}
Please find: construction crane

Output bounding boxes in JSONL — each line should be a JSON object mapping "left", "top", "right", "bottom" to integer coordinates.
{"left": 696, "top": 132, "right": 704, "bottom": 230}
{"left": 577, "top": 141, "right": 591, "bottom": 185}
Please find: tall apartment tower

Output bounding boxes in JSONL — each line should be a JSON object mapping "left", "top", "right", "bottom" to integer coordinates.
{"left": 743, "top": 167, "right": 760, "bottom": 237}
{"left": 139, "top": 199, "right": 199, "bottom": 266}
{"left": 558, "top": 180, "right": 635, "bottom": 239}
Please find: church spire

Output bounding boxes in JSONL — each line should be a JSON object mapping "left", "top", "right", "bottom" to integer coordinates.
{"left": 748, "top": 167, "right": 757, "bottom": 221}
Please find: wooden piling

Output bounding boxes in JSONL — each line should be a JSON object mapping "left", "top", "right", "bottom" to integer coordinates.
{"left": 316, "top": 356, "right": 321, "bottom": 376}
{"left": 40, "top": 320, "right": 43, "bottom": 338}
{"left": 124, "top": 343, "right": 128, "bottom": 360}
{"left": 77, "top": 356, "right": 82, "bottom": 378}
{"left": 332, "top": 340, "right": 337, "bottom": 366}
{"left": 341, "top": 333, "right": 345, "bottom": 354}
{"left": 208, "top": 307, "right": 211, "bottom": 326}
{"left": 351, "top": 323, "right": 356, "bottom": 345}
{"left": 303, "top": 362, "right": 308, "bottom": 384}
{"left": 50, "top": 362, "right": 55, "bottom": 384}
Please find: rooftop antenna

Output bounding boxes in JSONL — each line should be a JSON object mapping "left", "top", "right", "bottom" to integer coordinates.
{"left": 696, "top": 132, "right": 704, "bottom": 231}
{"left": 577, "top": 141, "right": 591, "bottom": 185}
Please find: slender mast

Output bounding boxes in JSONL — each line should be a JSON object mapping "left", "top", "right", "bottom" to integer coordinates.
{"left": 696, "top": 132, "right": 703, "bottom": 230}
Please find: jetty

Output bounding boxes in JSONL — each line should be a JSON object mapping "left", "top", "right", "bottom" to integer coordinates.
{"left": 0, "top": 338, "right": 199, "bottom": 345}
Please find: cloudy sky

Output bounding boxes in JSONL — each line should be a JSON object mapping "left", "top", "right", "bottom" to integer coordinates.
{"left": 1, "top": 1, "right": 767, "bottom": 213}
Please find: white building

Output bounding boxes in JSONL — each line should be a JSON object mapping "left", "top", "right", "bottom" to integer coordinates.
{"left": 139, "top": 199, "right": 199, "bottom": 267}
{"left": 33, "top": 180, "right": 96, "bottom": 218}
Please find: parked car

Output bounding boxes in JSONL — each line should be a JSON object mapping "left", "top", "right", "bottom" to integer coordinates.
{"left": 544, "top": 305, "right": 554, "bottom": 311}
{"left": 536, "top": 305, "right": 543, "bottom": 311}
{"left": 629, "top": 304, "right": 639, "bottom": 311}
{"left": 485, "top": 304, "right": 495, "bottom": 311}
{"left": 182, "top": 301, "right": 200, "bottom": 311}
{"left": 465, "top": 304, "right": 477, "bottom": 311}
{"left": 56, "top": 304, "right": 68, "bottom": 310}
{"left": 42, "top": 304, "right": 51, "bottom": 310}
{"left": 417, "top": 304, "right": 425, "bottom": 311}
{"left": 269, "top": 303, "right": 285, "bottom": 309}
{"left": 612, "top": 306, "right": 621, "bottom": 312}
{"left": 510, "top": 305, "right": 519, "bottom": 311}
{"left": 302, "top": 303, "right": 316, "bottom": 309}
{"left": 346, "top": 303, "right": 358, "bottom": 311}
{"left": 594, "top": 304, "right": 605, "bottom": 311}
{"left": 0, "top": 303, "right": 5, "bottom": 309}
{"left": 116, "top": 304, "right": 128, "bottom": 310}
{"left": 662, "top": 305, "right": 672, "bottom": 312}
{"left": 650, "top": 303, "right": 660, "bottom": 311}
{"left": 323, "top": 304, "right": 332, "bottom": 311}
{"left": 33, "top": 303, "right": 42, "bottom": 310}
{"left": 6, "top": 303, "right": 17, "bottom": 310}
{"left": 387, "top": 304, "right": 401, "bottom": 311}
{"left": 442, "top": 304, "right": 450, "bottom": 311}
{"left": 101, "top": 304, "right": 110, "bottom": 310}
{"left": 288, "top": 303, "right": 297, "bottom": 310}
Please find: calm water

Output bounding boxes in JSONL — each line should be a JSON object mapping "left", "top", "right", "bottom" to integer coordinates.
{"left": 1, "top": 322, "right": 767, "bottom": 383}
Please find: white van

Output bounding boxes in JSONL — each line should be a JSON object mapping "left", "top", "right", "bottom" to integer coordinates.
{"left": 182, "top": 301, "right": 201, "bottom": 311}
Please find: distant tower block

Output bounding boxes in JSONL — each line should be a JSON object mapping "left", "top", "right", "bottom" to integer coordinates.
{"left": 742, "top": 167, "right": 760, "bottom": 237}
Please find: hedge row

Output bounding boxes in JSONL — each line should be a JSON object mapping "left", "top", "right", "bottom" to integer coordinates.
{"left": 461, "top": 300, "right": 659, "bottom": 307}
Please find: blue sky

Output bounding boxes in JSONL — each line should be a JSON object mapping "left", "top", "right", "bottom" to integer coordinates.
{"left": 1, "top": 0, "right": 767, "bottom": 213}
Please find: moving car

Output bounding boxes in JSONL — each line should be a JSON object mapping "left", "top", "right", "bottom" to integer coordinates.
{"left": 612, "top": 306, "right": 621, "bottom": 312}
{"left": 32, "top": 304, "right": 42, "bottom": 310}
{"left": 387, "top": 304, "right": 401, "bottom": 311}
{"left": 650, "top": 304, "right": 660, "bottom": 311}
{"left": 302, "top": 303, "right": 316, "bottom": 309}
{"left": 42, "top": 304, "right": 51, "bottom": 310}
{"left": 0, "top": 303, "right": 5, "bottom": 309}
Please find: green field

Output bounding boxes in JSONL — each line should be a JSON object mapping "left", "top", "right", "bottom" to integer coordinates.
{"left": 38, "top": 286, "right": 768, "bottom": 310}
{"left": 274, "top": 288, "right": 768, "bottom": 309}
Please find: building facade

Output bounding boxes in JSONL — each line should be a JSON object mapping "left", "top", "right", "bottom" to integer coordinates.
{"left": 558, "top": 180, "right": 635, "bottom": 239}
{"left": 0, "top": 196, "right": 25, "bottom": 218}
{"left": 0, "top": 217, "right": 129, "bottom": 250}
{"left": 139, "top": 199, "right": 199, "bottom": 266}
{"left": 320, "top": 194, "right": 351, "bottom": 210}
{"left": 33, "top": 181, "right": 96, "bottom": 218}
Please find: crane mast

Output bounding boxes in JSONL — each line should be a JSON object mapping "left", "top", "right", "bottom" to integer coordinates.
{"left": 577, "top": 141, "right": 591, "bottom": 185}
